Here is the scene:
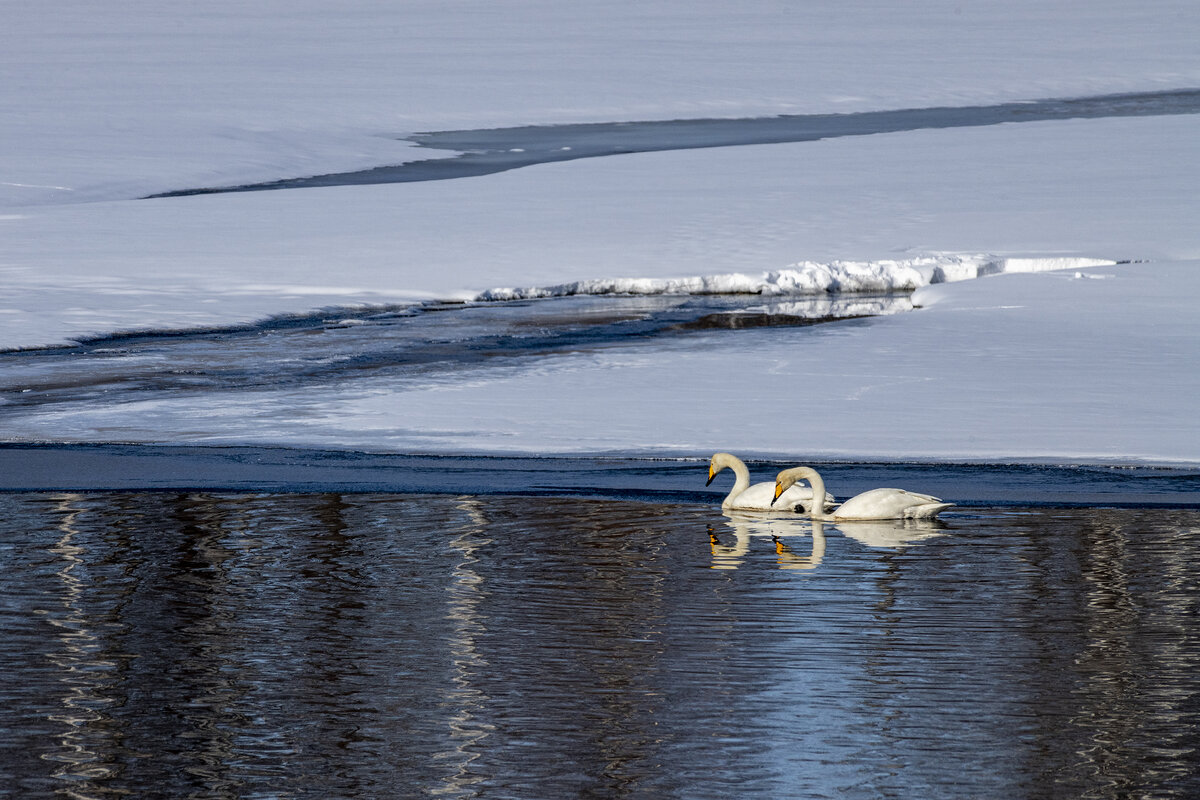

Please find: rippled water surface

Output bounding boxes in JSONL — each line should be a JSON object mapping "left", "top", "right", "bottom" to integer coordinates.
{"left": 2, "top": 494, "right": 1198, "bottom": 798}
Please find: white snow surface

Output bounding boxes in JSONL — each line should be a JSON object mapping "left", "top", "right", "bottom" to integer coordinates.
{"left": 476, "top": 256, "right": 1117, "bottom": 301}
{"left": 2, "top": 2, "right": 1199, "bottom": 463}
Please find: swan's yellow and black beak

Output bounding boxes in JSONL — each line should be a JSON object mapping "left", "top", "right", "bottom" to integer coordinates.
{"left": 705, "top": 466, "right": 716, "bottom": 486}
{"left": 771, "top": 482, "right": 784, "bottom": 505}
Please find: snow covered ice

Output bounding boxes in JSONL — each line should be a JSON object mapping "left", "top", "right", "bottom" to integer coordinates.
{"left": 475, "top": 255, "right": 1117, "bottom": 300}
{"left": 1, "top": 1, "right": 1199, "bottom": 465}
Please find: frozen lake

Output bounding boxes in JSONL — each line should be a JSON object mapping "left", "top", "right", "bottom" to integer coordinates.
{"left": 3, "top": 4, "right": 1199, "bottom": 797}
{"left": 153, "top": 88, "right": 1200, "bottom": 195}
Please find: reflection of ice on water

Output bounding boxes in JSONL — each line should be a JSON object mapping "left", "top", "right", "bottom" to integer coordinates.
{"left": 44, "top": 495, "right": 120, "bottom": 790}
{"left": 710, "top": 512, "right": 826, "bottom": 571}
{"left": 676, "top": 293, "right": 914, "bottom": 332}
{"left": 437, "top": 498, "right": 496, "bottom": 798}
{"left": 734, "top": 294, "right": 915, "bottom": 320}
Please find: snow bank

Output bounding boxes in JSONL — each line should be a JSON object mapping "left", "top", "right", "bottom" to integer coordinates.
{"left": 476, "top": 256, "right": 1117, "bottom": 300}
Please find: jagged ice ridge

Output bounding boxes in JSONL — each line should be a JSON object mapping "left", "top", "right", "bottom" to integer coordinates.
{"left": 475, "top": 255, "right": 1116, "bottom": 301}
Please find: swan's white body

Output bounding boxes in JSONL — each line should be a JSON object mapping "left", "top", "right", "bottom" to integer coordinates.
{"left": 773, "top": 466, "right": 953, "bottom": 520}
{"left": 708, "top": 453, "right": 834, "bottom": 513}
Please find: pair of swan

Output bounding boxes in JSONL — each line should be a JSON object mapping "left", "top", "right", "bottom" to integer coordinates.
{"left": 708, "top": 452, "right": 835, "bottom": 513}
{"left": 708, "top": 452, "right": 953, "bottom": 520}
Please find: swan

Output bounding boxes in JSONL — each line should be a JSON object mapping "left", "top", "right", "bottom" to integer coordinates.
{"left": 772, "top": 466, "right": 953, "bottom": 520}
{"left": 707, "top": 452, "right": 834, "bottom": 513}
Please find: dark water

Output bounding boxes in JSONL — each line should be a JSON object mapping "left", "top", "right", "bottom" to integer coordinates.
{"left": 2, "top": 492, "right": 1198, "bottom": 799}
{"left": 4, "top": 445, "right": 1200, "bottom": 507}
{"left": 0, "top": 294, "right": 904, "bottom": 409}
{"left": 150, "top": 88, "right": 1200, "bottom": 196}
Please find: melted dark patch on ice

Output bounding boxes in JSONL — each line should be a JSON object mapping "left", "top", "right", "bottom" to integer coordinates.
{"left": 149, "top": 89, "right": 1200, "bottom": 197}
{"left": 0, "top": 294, "right": 898, "bottom": 410}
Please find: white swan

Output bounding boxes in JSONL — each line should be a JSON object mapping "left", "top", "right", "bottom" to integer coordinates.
{"left": 772, "top": 466, "right": 953, "bottom": 520}
{"left": 708, "top": 452, "right": 834, "bottom": 513}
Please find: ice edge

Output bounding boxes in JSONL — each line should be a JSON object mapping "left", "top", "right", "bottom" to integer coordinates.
{"left": 475, "top": 255, "right": 1118, "bottom": 301}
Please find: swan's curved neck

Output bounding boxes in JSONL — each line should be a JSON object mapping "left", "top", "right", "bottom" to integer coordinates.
{"left": 722, "top": 458, "right": 751, "bottom": 505}
{"left": 794, "top": 467, "right": 828, "bottom": 520}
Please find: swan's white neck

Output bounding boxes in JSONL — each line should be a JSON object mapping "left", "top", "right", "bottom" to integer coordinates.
{"left": 720, "top": 457, "right": 751, "bottom": 506}
{"left": 786, "top": 467, "right": 828, "bottom": 520}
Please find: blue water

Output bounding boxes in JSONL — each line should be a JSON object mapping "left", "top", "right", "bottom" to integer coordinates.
{"left": 1, "top": 493, "right": 1197, "bottom": 798}
{"left": 2, "top": 444, "right": 1199, "bottom": 508}
{"left": 0, "top": 294, "right": 904, "bottom": 401}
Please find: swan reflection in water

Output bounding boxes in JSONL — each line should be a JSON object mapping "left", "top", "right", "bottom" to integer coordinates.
{"left": 709, "top": 512, "right": 826, "bottom": 570}
{"left": 834, "top": 518, "right": 948, "bottom": 549}
{"left": 709, "top": 512, "right": 949, "bottom": 569}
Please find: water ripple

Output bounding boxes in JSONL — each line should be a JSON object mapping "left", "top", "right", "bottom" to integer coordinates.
{"left": 1, "top": 495, "right": 1197, "bottom": 798}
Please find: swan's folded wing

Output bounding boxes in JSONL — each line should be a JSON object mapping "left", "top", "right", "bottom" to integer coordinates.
{"left": 835, "top": 488, "right": 949, "bottom": 520}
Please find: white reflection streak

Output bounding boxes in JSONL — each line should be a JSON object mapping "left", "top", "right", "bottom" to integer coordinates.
{"left": 833, "top": 519, "right": 947, "bottom": 550}
{"left": 433, "top": 498, "right": 495, "bottom": 798}
{"left": 41, "top": 495, "right": 116, "bottom": 796}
